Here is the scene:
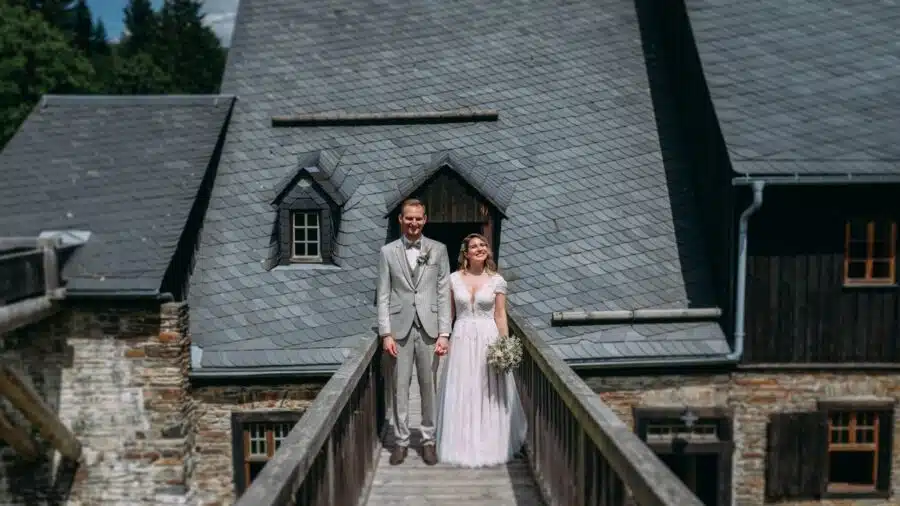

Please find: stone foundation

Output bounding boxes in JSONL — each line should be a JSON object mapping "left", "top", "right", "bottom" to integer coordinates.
{"left": 0, "top": 301, "right": 191, "bottom": 505}
{"left": 587, "top": 371, "right": 900, "bottom": 506}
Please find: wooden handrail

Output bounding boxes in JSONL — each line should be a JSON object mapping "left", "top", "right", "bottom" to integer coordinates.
{"left": 508, "top": 305, "right": 704, "bottom": 506}
{"left": 234, "top": 336, "right": 384, "bottom": 506}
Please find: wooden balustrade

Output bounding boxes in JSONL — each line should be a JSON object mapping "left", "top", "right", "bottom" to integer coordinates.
{"left": 234, "top": 336, "right": 385, "bottom": 506}
{"left": 236, "top": 307, "right": 706, "bottom": 506}
{"left": 508, "top": 306, "right": 705, "bottom": 506}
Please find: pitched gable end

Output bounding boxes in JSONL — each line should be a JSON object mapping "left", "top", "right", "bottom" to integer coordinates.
{"left": 271, "top": 148, "right": 356, "bottom": 207}
{"left": 383, "top": 151, "right": 514, "bottom": 218}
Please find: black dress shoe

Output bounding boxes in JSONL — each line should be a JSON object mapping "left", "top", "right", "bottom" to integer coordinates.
{"left": 422, "top": 444, "right": 438, "bottom": 466}
{"left": 389, "top": 446, "right": 407, "bottom": 465}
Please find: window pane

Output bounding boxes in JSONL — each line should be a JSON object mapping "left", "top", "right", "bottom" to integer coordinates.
{"left": 306, "top": 228, "right": 318, "bottom": 242}
{"left": 872, "top": 240, "right": 893, "bottom": 260}
{"left": 847, "top": 241, "right": 868, "bottom": 261}
{"left": 307, "top": 213, "right": 318, "bottom": 226}
{"left": 846, "top": 261, "right": 867, "bottom": 280}
{"left": 293, "top": 242, "right": 306, "bottom": 257}
{"left": 248, "top": 425, "right": 267, "bottom": 456}
{"left": 828, "top": 451, "right": 877, "bottom": 487}
{"left": 871, "top": 260, "right": 893, "bottom": 280}
{"left": 308, "top": 242, "right": 318, "bottom": 257}
{"left": 248, "top": 461, "right": 267, "bottom": 486}
{"left": 874, "top": 221, "right": 895, "bottom": 243}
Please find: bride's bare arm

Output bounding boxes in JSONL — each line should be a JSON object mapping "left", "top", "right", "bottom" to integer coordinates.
{"left": 494, "top": 292, "right": 509, "bottom": 337}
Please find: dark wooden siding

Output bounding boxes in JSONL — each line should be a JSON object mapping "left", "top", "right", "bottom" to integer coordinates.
{"left": 743, "top": 185, "right": 900, "bottom": 364}
{"left": 413, "top": 170, "right": 489, "bottom": 223}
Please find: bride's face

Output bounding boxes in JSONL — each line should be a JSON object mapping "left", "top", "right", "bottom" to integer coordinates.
{"left": 465, "top": 237, "right": 490, "bottom": 265}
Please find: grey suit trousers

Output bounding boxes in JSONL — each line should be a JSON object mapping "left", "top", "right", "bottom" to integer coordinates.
{"left": 389, "top": 323, "right": 439, "bottom": 448}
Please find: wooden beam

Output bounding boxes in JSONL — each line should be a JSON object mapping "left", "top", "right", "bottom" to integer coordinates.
{"left": 271, "top": 109, "right": 499, "bottom": 127}
{"left": 0, "top": 409, "right": 39, "bottom": 460}
{"left": 0, "top": 365, "right": 81, "bottom": 460}
{"left": 0, "top": 295, "right": 62, "bottom": 335}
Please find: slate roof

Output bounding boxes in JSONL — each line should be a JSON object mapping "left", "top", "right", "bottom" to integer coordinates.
{"left": 685, "top": 0, "right": 900, "bottom": 176}
{"left": 189, "top": 0, "right": 728, "bottom": 373}
{"left": 0, "top": 95, "right": 235, "bottom": 295}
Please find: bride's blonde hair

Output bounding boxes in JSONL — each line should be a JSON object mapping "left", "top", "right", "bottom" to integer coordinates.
{"left": 457, "top": 233, "right": 497, "bottom": 274}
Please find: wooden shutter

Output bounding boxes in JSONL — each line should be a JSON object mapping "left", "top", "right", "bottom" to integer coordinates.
{"left": 877, "top": 409, "right": 895, "bottom": 491}
{"left": 765, "top": 412, "right": 828, "bottom": 501}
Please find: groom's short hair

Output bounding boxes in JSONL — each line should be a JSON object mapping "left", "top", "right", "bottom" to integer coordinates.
{"left": 400, "top": 198, "right": 426, "bottom": 216}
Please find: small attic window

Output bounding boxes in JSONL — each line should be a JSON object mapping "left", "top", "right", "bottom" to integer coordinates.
{"left": 291, "top": 211, "right": 321, "bottom": 261}
{"left": 267, "top": 149, "right": 360, "bottom": 269}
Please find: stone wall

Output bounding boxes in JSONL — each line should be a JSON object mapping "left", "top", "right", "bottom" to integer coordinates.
{"left": 0, "top": 300, "right": 191, "bottom": 505}
{"left": 187, "top": 383, "right": 323, "bottom": 506}
{"left": 587, "top": 371, "right": 900, "bottom": 506}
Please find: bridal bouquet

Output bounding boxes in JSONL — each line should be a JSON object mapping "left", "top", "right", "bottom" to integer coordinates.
{"left": 487, "top": 334, "right": 523, "bottom": 372}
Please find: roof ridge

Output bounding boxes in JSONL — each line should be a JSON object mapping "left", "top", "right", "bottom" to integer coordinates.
{"left": 40, "top": 95, "right": 237, "bottom": 108}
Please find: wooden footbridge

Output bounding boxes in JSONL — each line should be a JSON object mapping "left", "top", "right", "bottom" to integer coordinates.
{"left": 235, "top": 308, "right": 705, "bottom": 506}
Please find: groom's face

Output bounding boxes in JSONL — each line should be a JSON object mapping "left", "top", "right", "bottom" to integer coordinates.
{"left": 399, "top": 205, "right": 427, "bottom": 239}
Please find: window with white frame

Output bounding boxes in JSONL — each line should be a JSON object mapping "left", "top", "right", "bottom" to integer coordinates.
{"left": 291, "top": 211, "right": 321, "bottom": 260}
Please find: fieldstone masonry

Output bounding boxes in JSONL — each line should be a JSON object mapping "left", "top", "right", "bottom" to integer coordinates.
{"left": 589, "top": 372, "right": 900, "bottom": 506}
{"left": 0, "top": 301, "right": 192, "bottom": 505}
{"left": 60, "top": 301, "right": 191, "bottom": 505}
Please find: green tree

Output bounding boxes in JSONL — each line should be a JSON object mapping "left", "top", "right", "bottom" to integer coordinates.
{"left": 121, "top": 0, "right": 158, "bottom": 56}
{"left": 90, "top": 19, "right": 110, "bottom": 57}
{"left": 71, "top": 0, "right": 91, "bottom": 54}
{"left": 107, "top": 52, "right": 172, "bottom": 94}
{"left": 14, "top": 0, "right": 76, "bottom": 33}
{"left": 157, "top": 0, "right": 225, "bottom": 93}
{"left": 0, "top": 3, "right": 94, "bottom": 148}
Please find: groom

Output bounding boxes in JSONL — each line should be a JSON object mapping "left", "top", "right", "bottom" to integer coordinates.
{"left": 377, "top": 198, "right": 452, "bottom": 466}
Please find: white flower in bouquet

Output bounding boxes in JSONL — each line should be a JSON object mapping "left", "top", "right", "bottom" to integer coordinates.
{"left": 487, "top": 334, "right": 523, "bottom": 372}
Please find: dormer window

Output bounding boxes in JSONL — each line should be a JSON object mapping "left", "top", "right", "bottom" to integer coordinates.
{"left": 267, "top": 149, "right": 359, "bottom": 269}
{"left": 383, "top": 151, "right": 514, "bottom": 268}
{"left": 291, "top": 211, "right": 321, "bottom": 262}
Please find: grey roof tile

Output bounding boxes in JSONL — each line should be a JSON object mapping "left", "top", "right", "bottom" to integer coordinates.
{"left": 0, "top": 95, "right": 234, "bottom": 292}
{"left": 189, "top": 0, "right": 727, "bottom": 370}
{"left": 685, "top": 0, "right": 900, "bottom": 175}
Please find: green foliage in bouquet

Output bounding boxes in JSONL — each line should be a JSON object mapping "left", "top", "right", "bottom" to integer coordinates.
{"left": 487, "top": 334, "right": 523, "bottom": 373}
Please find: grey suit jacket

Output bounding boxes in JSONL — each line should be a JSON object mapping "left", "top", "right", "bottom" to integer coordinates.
{"left": 376, "top": 236, "right": 452, "bottom": 340}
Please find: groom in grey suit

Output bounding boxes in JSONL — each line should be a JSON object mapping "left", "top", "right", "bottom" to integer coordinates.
{"left": 377, "top": 198, "right": 452, "bottom": 466}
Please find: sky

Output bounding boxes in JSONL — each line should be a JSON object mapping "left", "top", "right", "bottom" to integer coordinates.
{"left": 86, "top": 0, "right": 240, "bottom": 46}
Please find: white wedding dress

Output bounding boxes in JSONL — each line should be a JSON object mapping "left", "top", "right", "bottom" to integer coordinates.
{"left": 435, "top": 271, "right": 527, "bottom": 467}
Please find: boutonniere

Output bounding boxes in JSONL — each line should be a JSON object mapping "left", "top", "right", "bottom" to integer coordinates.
{"left": 417, "top": 249, "right": 431, "bottom": 266}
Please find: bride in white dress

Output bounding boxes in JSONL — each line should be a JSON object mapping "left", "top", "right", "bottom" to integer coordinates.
{"left": 435, "top": 233, "right": 527, "bottom": 467}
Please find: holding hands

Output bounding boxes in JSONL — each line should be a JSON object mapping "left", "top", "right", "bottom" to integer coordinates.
{"left": 435, "top": 336, "right": 449, "bottom": 356}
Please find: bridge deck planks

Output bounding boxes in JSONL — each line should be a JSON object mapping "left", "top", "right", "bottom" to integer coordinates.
{"left": 364, "top": 372, "right": 545, "bottom": 506}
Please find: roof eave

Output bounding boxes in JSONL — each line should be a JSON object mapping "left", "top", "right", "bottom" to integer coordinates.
{"left": 65, "top": 288, "right": 174, "bottom": 301}
{"left": 732, "top": 173, "right": 900, "bottom": 186}
{"left": 188, "top": 364, "right": 341, "bottom": 380}
{"left": 566, "top": 354, "right": 737, "bottom": 371}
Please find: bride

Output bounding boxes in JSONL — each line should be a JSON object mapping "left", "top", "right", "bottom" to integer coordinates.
{"left": 435, "top": 233, "right": 527, "bottom": 467}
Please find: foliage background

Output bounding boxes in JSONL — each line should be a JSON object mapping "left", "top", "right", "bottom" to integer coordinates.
{"left": 0, "top": 0, "right": 228, "bottom": 149}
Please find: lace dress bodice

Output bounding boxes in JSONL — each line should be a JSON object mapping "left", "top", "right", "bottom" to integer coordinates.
{"left": 451, "top": 272, "right": 507, "bottom": 322}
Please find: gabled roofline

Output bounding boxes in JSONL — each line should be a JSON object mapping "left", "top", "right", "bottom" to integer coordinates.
{"left": 383, "top": 151, "right": 512, "bottom": 218}
{"left": 271, "top": 149, "right": 353, "bottom": 207}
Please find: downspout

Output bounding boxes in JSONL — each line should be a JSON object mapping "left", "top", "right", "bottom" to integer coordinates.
{"left": 726, "top": 180, "right": 765, "bottom": 360}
